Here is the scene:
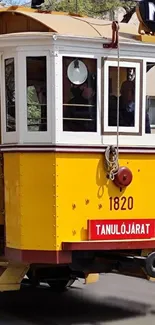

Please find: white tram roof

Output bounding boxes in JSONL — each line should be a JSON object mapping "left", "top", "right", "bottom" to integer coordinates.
{"left": 0, "top": 6, "right": 141, "bottom": 44}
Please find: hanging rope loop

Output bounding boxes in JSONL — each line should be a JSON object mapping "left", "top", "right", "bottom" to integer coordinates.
{"left": 103, "top": 21, "right": 119, "bottom": 49}
{"left": 105, "top": 145, "right": 119, "bottom": 180}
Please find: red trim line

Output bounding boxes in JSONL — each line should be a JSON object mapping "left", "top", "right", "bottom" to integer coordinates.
{"left": 62, "top": 240, "right": 155, "bottom": 251}
{"left": 5, "top": 241, "right": 155, "bottom": 264}
{"left": 5, "top": 248, "right": 72, "bottom": 264}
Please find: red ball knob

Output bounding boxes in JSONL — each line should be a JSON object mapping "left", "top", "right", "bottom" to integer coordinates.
{"left": 113, "top": 166, "right": 133, "bottom": 188}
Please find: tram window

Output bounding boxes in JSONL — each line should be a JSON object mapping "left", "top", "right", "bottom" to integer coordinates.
{"left": 63, "top": 57, "right": 97, "bottom": 132}
{"left": 5, "top": 58, "right": 16, "bottom": 132}
{"left": 26, "top": 56, "right": 47, "bottom": 132}
{"left": 145, "top": 63, "right": 155, "bottom": 134}
{"left": 108, "top": 66, "right": 136, "bottom": 128}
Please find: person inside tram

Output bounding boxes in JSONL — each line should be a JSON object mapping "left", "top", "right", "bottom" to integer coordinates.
{"left": 64, "top": 73, "right": 96, "bottom": 132}
{"left": 119, "top": 80, "right": 135, "bottom": 127}
{"left": 109, "top": 79, "right": 151, "bottom": 133}
{"left": 119, "top": 80, "right": 151, "bottom": 133}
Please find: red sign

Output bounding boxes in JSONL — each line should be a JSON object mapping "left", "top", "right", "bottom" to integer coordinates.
{"left": 88, "top": 219, "right": 155, "bottom": 240}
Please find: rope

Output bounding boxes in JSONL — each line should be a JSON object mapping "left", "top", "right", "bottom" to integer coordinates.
{"left": 105, "top": 20, "right": 120, "bottom": 181}
{"left": 105, "top": 146, "right": 119, "bottom": 180}
{"left": 116, "top": 21, "right": 120, "bottom": 157}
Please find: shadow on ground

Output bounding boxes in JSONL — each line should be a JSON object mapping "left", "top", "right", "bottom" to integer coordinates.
{"left": 0, "top": 283, "right": 152, "bottom": 325}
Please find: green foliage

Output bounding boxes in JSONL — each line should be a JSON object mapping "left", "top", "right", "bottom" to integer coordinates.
{"left": 4, "top": 0, "right": 137, "bottom": 19}
{"left": 121, "top": 0, "right": 136, "bottom": 12}
{"left": 92, "top": 0, "right": 121, "bottom": 16}
{"left": 40, "top": 0, "right": 56, "bottom": 11}
{"left": 56, "top": 0, "right": 92, "bottom": 16}
{"left": 27, "top": 86, "right": 41, "bottom": 131}
{"left": 41, "top": 0, "right": 132, "bottom": 16}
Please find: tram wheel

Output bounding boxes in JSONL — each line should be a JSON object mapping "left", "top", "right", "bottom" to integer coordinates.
{"left": 47, "top": 278, "right": 75, "bottom": 291}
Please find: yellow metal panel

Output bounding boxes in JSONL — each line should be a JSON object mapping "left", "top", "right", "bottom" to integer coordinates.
{"left": 55, "top": 153, "right": 155, "bottom": 249}
{"left": 4, "top": 154, "right": 21, "bottom": 248}
{"left": 3, "top": 151, "right": 155, "bottom": 252}
{"left": 4, "top": 152, "right": 56, "bottom": 250}
{"left": 19, "top": 153, "right": 56, "bottom": 250}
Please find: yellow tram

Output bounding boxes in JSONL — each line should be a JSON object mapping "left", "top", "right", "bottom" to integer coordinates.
{"left": 0, "top": 0, "right": 155, "bottom": 291}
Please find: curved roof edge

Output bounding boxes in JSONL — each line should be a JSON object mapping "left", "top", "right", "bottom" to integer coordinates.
{"left": 0, "top": 6, "right": 139, "bottom": 42}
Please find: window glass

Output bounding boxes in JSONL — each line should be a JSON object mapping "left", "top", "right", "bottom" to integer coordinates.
{"left": 108, "top": 66, "right": 136, "bottom": 127}
{"left": 26, "top": 57, "right": 47, "bottom": 131}
{"left": 145, "top": 63, "right": 155, "bottom": 134}
{"left": 63, "top": 57, "right": 97, "bottom": 132}
{"left": 5, "top": 58, "right": 16, "bottom": 132}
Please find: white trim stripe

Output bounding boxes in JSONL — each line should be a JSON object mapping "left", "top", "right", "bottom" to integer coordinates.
{"left": 1, "top": 145, "right": 155, "bottom": 154}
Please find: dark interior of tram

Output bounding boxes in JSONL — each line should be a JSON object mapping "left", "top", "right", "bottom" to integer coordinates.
{"left": 146, "top": 62, "right": 155, "bottom": 134}
{"left": 5, "top": 56, "right": 47, "bottom": 132}
{"left": 26, "top": 57, "right": 47, "bottom": 131}
{"left": 63, "top": 58, "right": 154, "bottom": 134}
{"left": 63, "top": 57, "right": 97, "bottom": 132}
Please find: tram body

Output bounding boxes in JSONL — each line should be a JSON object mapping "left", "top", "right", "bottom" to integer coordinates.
{"left": 0, "top": 3, "right": 155, "bottom": 291}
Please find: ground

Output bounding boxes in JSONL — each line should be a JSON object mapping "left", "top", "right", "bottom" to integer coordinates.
{"left": 0, "top": 273, "right": 155, "bottom": 324}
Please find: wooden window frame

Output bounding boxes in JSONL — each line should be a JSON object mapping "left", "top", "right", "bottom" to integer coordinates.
{"left": 19, "top": 50, "right": 52, "bottom": 144}
{"left": 101, "top": 58, "right": 143, "bottom": 136}
{"left": 56, "top": 53, "right": 101, "bottom": 145}
{"left": 1, "top": 53, "right": 19, "bottom": 144}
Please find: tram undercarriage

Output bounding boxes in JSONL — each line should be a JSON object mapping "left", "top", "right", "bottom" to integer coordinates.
{"left": 0, "top": 248, "right": 154, "bottom": 292}
{"left": 23, "top": 249, "right": 155, "bottom": 289}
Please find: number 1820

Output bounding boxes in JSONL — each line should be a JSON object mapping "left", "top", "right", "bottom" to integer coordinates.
{"left": 109, "top": 196, "right": 134, "bottom": 211}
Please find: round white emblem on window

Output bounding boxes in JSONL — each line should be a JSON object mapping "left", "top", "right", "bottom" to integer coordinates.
{"left": 67, "top": 59, "right": 88, "bottom": 85}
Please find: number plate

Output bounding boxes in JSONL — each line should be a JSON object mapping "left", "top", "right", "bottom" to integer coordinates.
{"left": 88, "top": 219, "right": 155, "bottom": 240}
